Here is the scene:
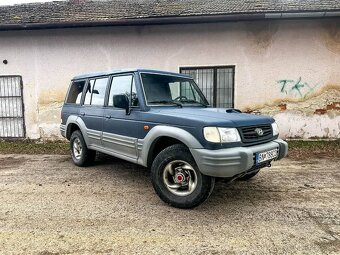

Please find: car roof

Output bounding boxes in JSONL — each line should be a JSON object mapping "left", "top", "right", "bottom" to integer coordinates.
{"left": 72, "top": 68, "right": 192, "bottom": 80}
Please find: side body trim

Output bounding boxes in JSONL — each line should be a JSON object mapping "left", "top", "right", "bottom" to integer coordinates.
{"left": 65, "top": 115, "right": 139, "bottom": 163}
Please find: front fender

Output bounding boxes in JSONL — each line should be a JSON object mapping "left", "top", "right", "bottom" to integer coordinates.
{"left": 137, "top": 125, "right": 203, "bottom": 167}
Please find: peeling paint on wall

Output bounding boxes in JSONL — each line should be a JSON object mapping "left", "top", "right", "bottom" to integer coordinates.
{"left": 242, "top": 85, "right": 340, "bottom": 139}
{"left": 274, "top": 113, "right": 340, "bottom": 139}
{"left": 37, "top": 102, "right": 63, "bottom": 139}
{"left": 244, "top": 85, "right": 340, "bottom": 114}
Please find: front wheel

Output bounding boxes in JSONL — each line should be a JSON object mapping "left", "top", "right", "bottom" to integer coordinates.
{"left": 151, "top": 144, "right": 215, "bottom": 209}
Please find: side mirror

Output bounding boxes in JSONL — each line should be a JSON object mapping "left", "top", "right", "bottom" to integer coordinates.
{"left": 113, "top": 94, "right": 130, "bottom": 115}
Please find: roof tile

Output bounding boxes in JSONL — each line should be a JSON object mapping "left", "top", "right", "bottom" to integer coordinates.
{"left": 0, "top": 0, "right": 339, "bottom": 27}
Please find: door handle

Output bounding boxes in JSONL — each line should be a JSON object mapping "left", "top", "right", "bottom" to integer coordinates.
{"left": 105, "top": 115, "right": 111, "bottom": 119}
{"left": 80, "top": 112, "right": 85, "bottom": 116}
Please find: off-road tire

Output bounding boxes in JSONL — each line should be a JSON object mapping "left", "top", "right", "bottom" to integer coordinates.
{"left": 70, "top": 130, "right": 96, "bottom": 167}
{"left": 151, "top": 144, "right": 215, "bottom": 209}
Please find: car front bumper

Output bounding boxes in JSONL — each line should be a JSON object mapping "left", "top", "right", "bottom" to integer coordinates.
{"left": 190, "top": 139, "right": 288, "bottom": 178}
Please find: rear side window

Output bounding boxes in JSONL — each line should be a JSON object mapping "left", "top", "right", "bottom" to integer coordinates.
{"left": 84, "top": 80, "right": 94, "bottom": 105}
{"left": 83, "top": 77, "right": 109, "bottom": 106}
{"left": 66, "top": 80, "right": 86, "bottom": 104}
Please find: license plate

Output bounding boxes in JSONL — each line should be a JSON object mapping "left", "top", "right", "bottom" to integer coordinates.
{"left": 256, "top": 149, "right": 278, "bottom": 164}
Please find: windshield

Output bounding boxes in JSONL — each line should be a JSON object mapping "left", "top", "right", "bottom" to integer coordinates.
{"left": 141, "top": 73, "right": 209, "bottom": 106}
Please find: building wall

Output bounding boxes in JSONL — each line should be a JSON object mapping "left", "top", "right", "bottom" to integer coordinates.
{"left": 0, "top": 19, "right": 339, "bottom": 139}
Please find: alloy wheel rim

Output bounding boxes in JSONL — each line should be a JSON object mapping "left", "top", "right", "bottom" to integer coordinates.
{"left": 73, "top": 138, "right": 82, "bottom": 160}
{"left": 162, "top": 160, "right": 198, "bottom": 196}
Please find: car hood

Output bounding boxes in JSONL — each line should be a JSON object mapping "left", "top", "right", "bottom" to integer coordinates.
{"left": 149, "top": 107, "right": 274, "bottom": 127}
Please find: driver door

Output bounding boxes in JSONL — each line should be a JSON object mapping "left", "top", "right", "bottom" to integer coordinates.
{"left": 102, "top": 74, "right": 140, "bottom": 160}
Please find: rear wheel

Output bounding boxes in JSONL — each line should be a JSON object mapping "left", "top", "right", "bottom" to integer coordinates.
{"left": 70, "top": 130, "right": 96, "bottom": 167}
{"left": 151, "top": 144, "right": 215, "bottom": 209}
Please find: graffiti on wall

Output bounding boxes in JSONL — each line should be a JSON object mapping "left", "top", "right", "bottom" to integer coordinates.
{"left": 277, "top": 77, "right": 318, "bottom": 98}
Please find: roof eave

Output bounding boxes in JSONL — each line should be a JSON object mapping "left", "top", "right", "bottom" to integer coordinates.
{"left": 0, "top": 11, "right": 339, "bottom": 31}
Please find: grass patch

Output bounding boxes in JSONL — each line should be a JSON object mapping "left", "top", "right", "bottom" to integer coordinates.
{"left": 287, "top": 139, "right": 340, "bottom": 159}
{"left": 288, "top": 139, "right": 339, "bottom": 149}
{"left": 0, "top": 139, "right": 69, "bottom": 155}
{"left": 0, "top": 139, "right": 339, "bottom": 159}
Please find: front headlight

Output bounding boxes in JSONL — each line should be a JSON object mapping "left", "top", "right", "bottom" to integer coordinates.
{"left": 203, "top": 127, "right": 220, "bottom": 143}
{"left": 272, "top": 122, "right": 279, "bottom": 136}
{"left": 203, "top": 127, "right": 241, "bottom": 143}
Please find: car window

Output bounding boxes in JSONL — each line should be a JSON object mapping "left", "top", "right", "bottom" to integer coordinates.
{"left": 169, "top": 81, "right": 198, "bottom": 101}
{"left": 66, "top": 80, "right": 86, "bottom": 104}
{"left": 84, "top": 80, "right": 94, "bottom": 105}
{"left": 141, "top": 73, "right": 208, "bottom": 106}
{"left": 91, "top": 77, "right": 109, "bottom": 106}
{"left": 83, "top": 77, "right": 109, "bottom": 106}
{"left": 108, "top": 75, "right": 138, "bottom": 107}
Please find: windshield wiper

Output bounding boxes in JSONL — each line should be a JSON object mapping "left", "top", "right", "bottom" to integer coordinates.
{"left": 179, "top": 99, "right": 208, "bottom": 107}
{"left": 148, "top": 100, "right": 183, "bottom": 108}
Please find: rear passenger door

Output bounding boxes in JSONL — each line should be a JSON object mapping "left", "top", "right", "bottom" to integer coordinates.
{"left": 102, "top": 74, "right": 140, "bottom": 160}
{"left": 80, "top": 77, "right": 109, "bottom": 148}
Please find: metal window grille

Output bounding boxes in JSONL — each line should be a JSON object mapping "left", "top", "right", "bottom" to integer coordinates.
{"left": 0, "top": 76, "right": 25, "bottom": 138}
{"left": 180, "top": 66, "right": 235, "bottom": 108}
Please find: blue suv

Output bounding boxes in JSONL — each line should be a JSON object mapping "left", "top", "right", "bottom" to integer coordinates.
{"left": 61, "top": 69, "right": 288, "bottom": 208}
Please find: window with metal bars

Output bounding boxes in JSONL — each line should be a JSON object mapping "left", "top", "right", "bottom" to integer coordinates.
{"left": 0, "top": 76, "right": 25, "bottom": 138}
{"left": 180, "top": 66, "right": 235, "bottom": 108}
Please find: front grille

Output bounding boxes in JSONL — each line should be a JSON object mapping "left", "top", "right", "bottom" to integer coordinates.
{"left": 239, "top": 124, "right": 272, "bottom": 143}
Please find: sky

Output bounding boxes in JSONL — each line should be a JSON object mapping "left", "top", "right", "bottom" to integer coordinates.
{"left": 0, "top": 0, "right": 64, "bottom": 6}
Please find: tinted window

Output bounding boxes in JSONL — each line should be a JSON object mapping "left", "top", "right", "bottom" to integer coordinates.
{"left": 83, "top": 77, "right": 109, "bottom": 106}
{"left": 66, "top": 80, "right": 86, "bottom": 104}
{"left": 108, "top": 75, "right": 138, "bottom": 107}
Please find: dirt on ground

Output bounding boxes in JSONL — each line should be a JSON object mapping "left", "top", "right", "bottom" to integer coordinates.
{"left": 0, "top": 154, "right": 339, "bottom": 255}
